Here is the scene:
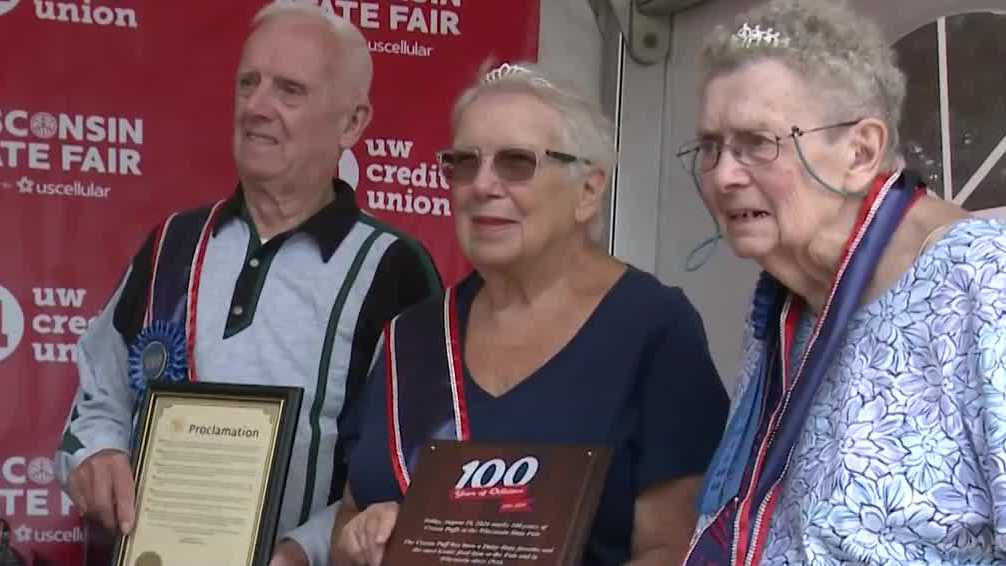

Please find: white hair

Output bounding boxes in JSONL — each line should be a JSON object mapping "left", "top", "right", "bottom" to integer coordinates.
{"left": 451, "top": 62, "right": 616, "bottom": 176}
{"left": 251, "top": 1, "right": 373, "bottom": 101}
{"left": 701, "top": 0, "right": 906, "bottom": 166}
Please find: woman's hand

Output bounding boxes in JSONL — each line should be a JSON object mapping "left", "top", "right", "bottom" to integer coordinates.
{"left": 334, "top": 501, "right": 400, "bottom": 566}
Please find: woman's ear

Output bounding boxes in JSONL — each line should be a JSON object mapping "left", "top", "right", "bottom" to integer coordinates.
{"left": 843, "top": 118, "right": 888, "bottom": 195}
{"left": 574, "top": 166, "right": 609, "bottom": 224}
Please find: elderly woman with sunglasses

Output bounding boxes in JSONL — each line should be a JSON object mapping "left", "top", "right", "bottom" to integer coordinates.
{"left": 682, "top": 1, "right": 1006, "bottom": 565}
{"left": 330, "top": 63, "right": 729, "bottom": 566}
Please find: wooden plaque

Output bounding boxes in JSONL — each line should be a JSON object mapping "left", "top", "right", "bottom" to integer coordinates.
{"left": 382, "top": 441, "right": 611, "bottom": 566}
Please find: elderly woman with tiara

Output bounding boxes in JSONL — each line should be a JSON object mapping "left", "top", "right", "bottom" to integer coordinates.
{"left": 681, "top": 0, "right": 1006, "bottom": 564}
{"left": 329, "top": 62, "right": 729, "bottom": 566}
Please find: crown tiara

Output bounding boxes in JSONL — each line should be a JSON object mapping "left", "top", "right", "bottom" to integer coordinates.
{"left": 731, "top": 22, "right": 791, "bottom": 48}
{"left": 482, "top": 62, "right": 554, "bottom": 88}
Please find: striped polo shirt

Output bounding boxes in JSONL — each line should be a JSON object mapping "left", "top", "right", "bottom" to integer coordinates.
{"left": 57, "top": 179, "right": 441, "bottom": 565}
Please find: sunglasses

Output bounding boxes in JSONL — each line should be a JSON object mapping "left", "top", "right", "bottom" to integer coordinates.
{"left": 436, "top": 146, "right": 591, "bottom": 184}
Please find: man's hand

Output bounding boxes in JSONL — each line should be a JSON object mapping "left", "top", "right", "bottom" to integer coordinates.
{"left": 268, "top": 539, "right": 310, "bottom": 566}
{"left": 334, "top": 501, "right": 399, "bottom": 566}
{"left": 66, "top": 449, "right": 135, "bottom": 535}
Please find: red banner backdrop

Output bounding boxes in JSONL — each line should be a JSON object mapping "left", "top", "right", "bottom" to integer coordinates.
{"left": 0, "top": 1, "right": 538, "bottom": 563}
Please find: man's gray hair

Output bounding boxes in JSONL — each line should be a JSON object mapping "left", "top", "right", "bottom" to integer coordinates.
{"left": 252, "top": 1, "right": 373, "bottom": 101}
{"left": 451, "top": 62, "right": 616, "bottom": 175}
{"left": 701, "top": 0, "right": 906, "bottom": 166}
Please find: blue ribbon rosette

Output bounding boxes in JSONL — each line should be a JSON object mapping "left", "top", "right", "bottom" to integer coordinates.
{"left": 128, "top": 320, "right": 188, "bottom": 396}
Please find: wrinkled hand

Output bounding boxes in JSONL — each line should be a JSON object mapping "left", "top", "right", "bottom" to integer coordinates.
{"left": 66, "top": 449, "right": 135, "bottom": 535}
{"left": 268, "top": 539, "right": 309, "bottom": 566}
{"left": 335, "top": 502, "right": 400, "bottom": 566}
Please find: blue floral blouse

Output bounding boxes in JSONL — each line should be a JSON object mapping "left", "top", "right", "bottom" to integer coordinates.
{"left": 734, "top": 218, "right": 1006, "bottom": 565}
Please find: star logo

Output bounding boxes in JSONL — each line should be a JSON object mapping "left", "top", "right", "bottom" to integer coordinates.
{"left": 16, "top": 176, "right": 34, "bottom": 194}
{"left": 14, "top": 524, "right": 32, "bottom": 543}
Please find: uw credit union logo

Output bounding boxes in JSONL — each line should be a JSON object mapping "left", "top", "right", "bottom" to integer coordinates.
{"left": 0, "top": 285, "right": 25, "bottom": 362}
{"left": 340, "top": 149, "right": 359, "bottom": 190}
{"left": 0, "top": 0, "right": 19, "bottom": 16}
{"left": 0, "top": 0, "right": 139, "bottom": 29}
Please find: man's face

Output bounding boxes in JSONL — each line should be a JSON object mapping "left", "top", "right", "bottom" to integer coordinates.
{"left": 233, "top": 16, "right": 354, "bottom": 189}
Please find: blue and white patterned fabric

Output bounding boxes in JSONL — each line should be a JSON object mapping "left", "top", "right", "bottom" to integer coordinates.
{"left": 744, "top": 218, "right": 1006, "bottom": 565}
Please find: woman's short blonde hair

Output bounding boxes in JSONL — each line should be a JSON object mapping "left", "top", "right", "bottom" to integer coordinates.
{"left": 701, "top": 0, "right": 906, "bottom": 165}
{"left": 450, "top": 62, "right": 616, "bottom": 175}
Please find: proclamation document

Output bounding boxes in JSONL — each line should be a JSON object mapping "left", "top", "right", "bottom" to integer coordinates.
{"left": 118, "top": 394, "right": 284, "bottom": 566}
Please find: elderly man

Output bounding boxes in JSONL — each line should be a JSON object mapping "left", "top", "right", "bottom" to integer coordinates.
{"left": 55, "top": 5, "right": 441, "bottom": 565}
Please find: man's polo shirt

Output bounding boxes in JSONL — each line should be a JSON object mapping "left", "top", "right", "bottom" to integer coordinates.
{"left": 57, "top": 179, "right": 442, "bottom": 565}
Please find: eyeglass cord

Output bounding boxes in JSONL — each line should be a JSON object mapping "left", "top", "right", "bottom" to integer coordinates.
{"left": 682, "top": 135, "right": 852, "bottom": 271}
{"left": 684, "top": 168, "right": 723, "bottom": 272}
{"left": 791, "top": 132, "right": 848, "bottom": 196}
{"left": 685, "top": 232, "right": 722, "bottom": 272}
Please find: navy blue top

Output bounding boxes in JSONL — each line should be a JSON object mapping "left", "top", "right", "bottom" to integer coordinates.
{"left": 344, "top": 267, "right": 729, "bottom": 565}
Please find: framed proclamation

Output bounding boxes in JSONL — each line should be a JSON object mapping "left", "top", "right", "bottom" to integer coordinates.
{"left": 382, "top": 441, "right": 611, "bottom": 566}
{"left": 114, "top": 382, "right": 302, "bottom": 566}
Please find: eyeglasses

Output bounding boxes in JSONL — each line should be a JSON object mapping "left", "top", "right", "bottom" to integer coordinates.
{"left": 675, "top": 119, "right": 861, "bottom": 175}
{"left": 436, "top": 146, "right": 592, "bottom": 185}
